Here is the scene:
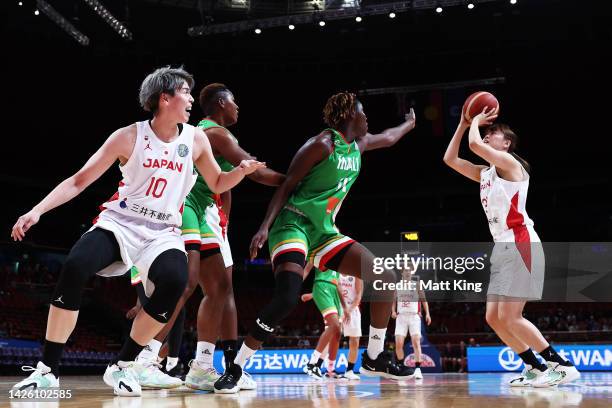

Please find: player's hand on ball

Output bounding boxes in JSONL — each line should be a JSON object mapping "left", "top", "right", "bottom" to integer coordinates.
{"left": 249, "top": 228, "right": 269, "bottom": 260}
{"left": 239, "top": 159, "right": 266, "bottom": 175}
{"left": 405, "top": 108, "right": 416, "bottom": 130}
{"left": 11, "top": 210, "right": 41, "bottom": 241}
{"left": 472, "top": 107, "right": 498, "bottom": 126}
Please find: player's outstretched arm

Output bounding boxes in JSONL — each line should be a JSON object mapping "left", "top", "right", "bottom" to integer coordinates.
{"left": 249, "top": 134, "right": 331, "bottom": 259}
{"left": 193, "top": 128, "right": 266, "bottom": 194}
{"left": 206, "top": 127, "right": 285, "bottom": 186}
{"left": 443, "top": 115, "right": 487, "bottom": 183}
{"left": 11, "top": 125, "right": 134, "bottom": 241}
{"left": 468, "top": 108, "right": 522, "bottom": 176}
{"left": 357, "top": 108, "right": 416, "bottom": 152}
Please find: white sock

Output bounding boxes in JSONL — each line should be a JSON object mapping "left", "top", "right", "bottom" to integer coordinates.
{"left": 234, "top": 343, "right": 257, "bottom": 368}
{"left": 137, "top": 339, "right": 162, "bottom": 363}
{"left": 309, "top": 350, "right": 321, "bottom": 365}
{"left": 195, "top": 341, "right": 215, "bottom": 368}
{"left": 166, "top": 357, "right": 178, "bottom": 371}
{"left": 367, "top": 326, "right": 386, "bottom": 360}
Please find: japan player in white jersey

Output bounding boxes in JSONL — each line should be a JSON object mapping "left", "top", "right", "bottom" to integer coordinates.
{"left": 392, "top": 265, "right": 430, "bottom": 380}
{"left": 338, "top": 273, "right": 363, "bottom": 380}
{"left": 443, "top": 107, "right": 579, "bottom": 387}
{"left": 10, "top": 66, "right": 264, "bottom": 397}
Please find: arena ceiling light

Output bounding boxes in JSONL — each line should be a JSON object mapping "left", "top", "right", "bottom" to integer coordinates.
{"left": 188, "top": 1, "right": 507, "bottom": 37}
{"left": 36, "top": 0, "right": 90, "bottom": 46}
{"left": 81, "top": 0, "right": 132, "bottom": 40}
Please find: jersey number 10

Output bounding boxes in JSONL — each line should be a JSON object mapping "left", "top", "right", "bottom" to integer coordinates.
{"left": 146, "top": 177, "right": 168, "bottom": 198}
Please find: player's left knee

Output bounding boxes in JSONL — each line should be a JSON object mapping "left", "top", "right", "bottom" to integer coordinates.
{"left": 144, "top": 250, "right": 188, "bottom": 322}
{"left": 150, "top": 249, "right": 188, "bottom": 293}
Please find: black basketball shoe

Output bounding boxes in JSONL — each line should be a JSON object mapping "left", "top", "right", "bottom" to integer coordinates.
{"left": 359, "top": 351, "right": 415, "bottom": 380}
{"left": 213, "top": 362, "right": 242, "bottom": 394}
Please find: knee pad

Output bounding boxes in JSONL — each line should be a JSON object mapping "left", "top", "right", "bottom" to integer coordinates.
{"left": 52, "top": 228, "right": 121, "bottom": 310}
{"left": 51, "top": 253, "right": 93, "bottom": 311}
{"left": 251, "top": 270, "right": 303, "bottom": 342}
{"left": 143, "top": 249, "right": 188, "bottom": 323}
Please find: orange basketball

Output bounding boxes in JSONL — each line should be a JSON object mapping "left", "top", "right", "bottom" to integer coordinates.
{"left": 462, "top": 91, "right": 499, "bottom": 122}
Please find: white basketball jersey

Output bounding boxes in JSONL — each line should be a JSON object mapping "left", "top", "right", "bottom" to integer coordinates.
{"left": 339, "top": 274, "right": 358, "bottom": 306}
{"left": 397, "top": 286, "right": 419, "bottom": 314}
{"left": 100, "top": 120, "right": 197, "bottom": 227}
{"left": 479, "top": 165, "right": 534, "bottom": 242}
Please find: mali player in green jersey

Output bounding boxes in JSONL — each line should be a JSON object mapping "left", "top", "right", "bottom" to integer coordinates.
{"left": 214, "top": 92, "right": 417, "bottom": 393}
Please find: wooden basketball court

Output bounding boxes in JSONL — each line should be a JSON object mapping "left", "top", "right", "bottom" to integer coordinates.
{"left": 2, "top": 372, "right": 611, "bottom": 407}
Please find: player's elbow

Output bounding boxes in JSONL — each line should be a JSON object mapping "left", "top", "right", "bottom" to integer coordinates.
{"left": 208, "top": 180, "right": 224, "bottom": 194}
{"left": 442, "top": 155, "right": 457, "bottom": 168}
{"left": 71, "top": 172, "right": 91, "bottom": 193}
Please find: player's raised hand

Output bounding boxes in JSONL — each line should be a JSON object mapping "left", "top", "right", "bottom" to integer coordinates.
{"left": 472, "top": 107, "right": 498, "bottom": 127}
{"left": 249, "top": 227, "right": 269, "bottom": 260}
{"left": 404, "top": 108, "right": 416, "bottom": 130}
{"left": 239, "top": 159, "right": 266, "bottom": 175}
{"left": 11, "top": 210, "right": 41, "bottom": 241}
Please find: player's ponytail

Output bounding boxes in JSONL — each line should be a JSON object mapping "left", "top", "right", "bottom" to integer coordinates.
{"left": 323, "top": 92, "right": 357, "bottom": 129}
{"left": 486, "top": 123, "right": 531, "bottom": 174}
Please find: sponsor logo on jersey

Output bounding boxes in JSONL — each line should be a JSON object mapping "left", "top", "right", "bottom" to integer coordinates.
{"left": 143, "top": 158, "right": 184, "bottom": 172}
{"left": 178, "top": 144, "right": 189, "bottom": 157}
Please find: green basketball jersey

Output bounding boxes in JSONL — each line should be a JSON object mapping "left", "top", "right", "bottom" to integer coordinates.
{"left": 185, "top": 118, "right": 237, "bottom": 213}
{"left": 286, "top": 129, "right": 361, "bottom": 232}
{"left": 314, "top": 267, "right": 340, "bottom": 284}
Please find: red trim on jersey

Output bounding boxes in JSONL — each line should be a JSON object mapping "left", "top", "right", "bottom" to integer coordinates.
{"left": 184, "top": 240, "right": 201, "bottom": 245}
{"left": 334, "top": 129, "right": 350, "bottom": 146}
{"left": 179, "top": 203, "right": 185, "bottom": 215}
{"left": 326, "top": 197, "right": 341, "bottom": 215}
{"left": 318, "top": 239, "right": 355, "bottom": 272}
{"left": 507, "top": 192, "right": 532, "bottom": 272}
{"left": 272, "top": 247, "right": 307, "bottom": 261}
{"left": 215, "top": 198, "right": 229, "bottom": 239}
{"left": 200, "top": 243, "right": 221, "bottom": 251}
